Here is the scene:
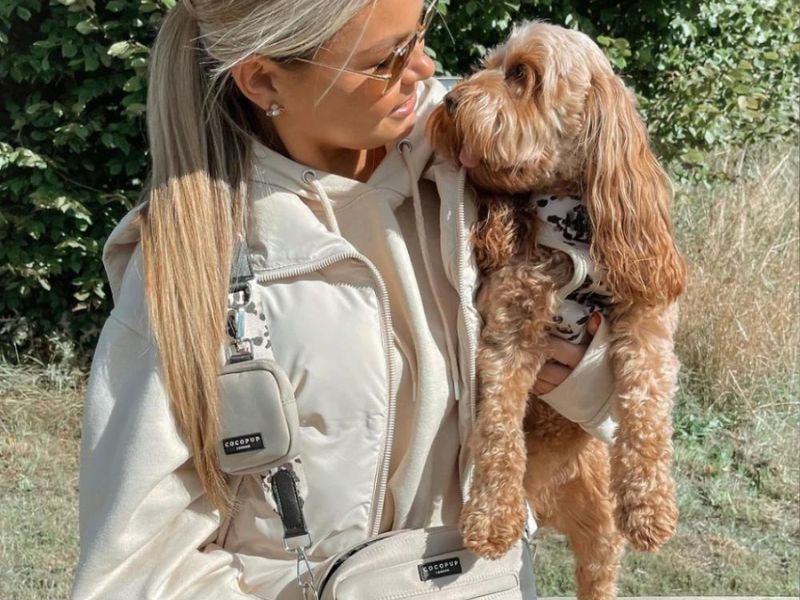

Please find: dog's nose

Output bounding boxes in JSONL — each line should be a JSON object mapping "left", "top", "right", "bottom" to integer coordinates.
{"left": 444, "top": 91, "right": 460, "bottom": 116}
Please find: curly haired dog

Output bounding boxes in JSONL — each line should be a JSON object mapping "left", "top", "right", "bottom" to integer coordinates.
{"left": 428, "top": 21, "right": 687, "bottom": 599}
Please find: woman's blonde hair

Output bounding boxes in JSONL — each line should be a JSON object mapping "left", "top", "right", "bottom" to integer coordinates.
{"left": 139, "top": 0, "right": 369, "bottom": 512}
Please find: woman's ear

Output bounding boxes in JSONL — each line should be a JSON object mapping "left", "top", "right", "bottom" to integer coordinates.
{"left": 230, "top": 55, "right": 283, "bottom": 112}
{"left": 580, "top": 73, "right": 686, "bottom": 307}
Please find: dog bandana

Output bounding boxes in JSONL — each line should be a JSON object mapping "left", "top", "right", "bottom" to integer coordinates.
{"left": 533, "top": 194, "right": 613, "bottom": 344}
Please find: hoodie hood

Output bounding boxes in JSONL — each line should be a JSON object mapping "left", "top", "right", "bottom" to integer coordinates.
{"left": 101, "top": 77, "right": 447, "bottom": 302}
{"left": 101, "top": 204, "right": 145, "bottom": 307}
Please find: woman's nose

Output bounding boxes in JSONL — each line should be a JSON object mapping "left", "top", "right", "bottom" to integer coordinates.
{"left": 402, "top": 40, "right": 435, "bottom": 85}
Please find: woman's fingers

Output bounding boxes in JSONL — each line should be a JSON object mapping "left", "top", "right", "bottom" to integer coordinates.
{"left": 534, "top": 313, "right": 602, "bottom": 394}
{"left": 547, "top": 336, "right": 587, "bottom": 369}
{"left": 586, "top": 312, "right": 602, "bottom": 336}
{"left": 532, "top": 360, "right": 572, "bottom": 395}
{"left": 546, "top": 313, "right": 601, "bottom": 368}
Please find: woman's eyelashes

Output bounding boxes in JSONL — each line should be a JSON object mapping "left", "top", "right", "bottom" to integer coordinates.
{"left": 371, "top": 53, "right": 394, "bottom": 72}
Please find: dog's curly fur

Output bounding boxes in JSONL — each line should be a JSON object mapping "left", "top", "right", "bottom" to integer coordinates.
{"left": 427, "top": 21, "right": 687, "bottom": 599}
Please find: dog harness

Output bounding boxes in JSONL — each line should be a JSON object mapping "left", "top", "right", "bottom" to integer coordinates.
{"left": 533, "top": 194, "right": 613, "bottom": 344}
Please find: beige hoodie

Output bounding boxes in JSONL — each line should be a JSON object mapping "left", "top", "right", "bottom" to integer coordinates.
{"left": 72, "top": 77, "right": 617, "bottom": 600}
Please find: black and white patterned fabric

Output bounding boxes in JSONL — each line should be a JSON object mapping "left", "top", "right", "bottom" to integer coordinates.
{"left": 533, "top": 194, "right": 612, "bottom": 344}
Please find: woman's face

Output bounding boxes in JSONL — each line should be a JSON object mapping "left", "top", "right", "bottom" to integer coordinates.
{"left": 235, "top": 0, "right": 436, "bottom": 161}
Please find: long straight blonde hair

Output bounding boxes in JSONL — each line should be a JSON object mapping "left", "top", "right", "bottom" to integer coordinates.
{"left": 139, "top": 0, "right": 369, "bottom": 512}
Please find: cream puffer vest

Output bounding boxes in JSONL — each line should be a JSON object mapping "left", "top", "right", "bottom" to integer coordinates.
{"left": 72, "top": 78, "right": 616, "bottom": 600}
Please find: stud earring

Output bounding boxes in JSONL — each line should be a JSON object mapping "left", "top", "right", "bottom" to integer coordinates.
{"left": 266, "top": 103, "right": 284, "bottom": 117}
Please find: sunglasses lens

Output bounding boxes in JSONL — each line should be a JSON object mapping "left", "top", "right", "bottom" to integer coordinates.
{"left": 381, "top": 3, "right": 436, "bottom": 93}
{"left": 383, "top": 35, "right": 416, "bottom": 92}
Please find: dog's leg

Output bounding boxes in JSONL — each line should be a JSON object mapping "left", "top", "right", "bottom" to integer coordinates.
{"left": 527, "top": 427, "right": 624, "bottom": 600}
{"left": 461, "top": 263, "right": 558, "bottom": 559}
{"left": 561, "top": 444, "right": 624, "bottom": 600}
{"left": 608, "top": 303, "right": 680, "bottom": 552}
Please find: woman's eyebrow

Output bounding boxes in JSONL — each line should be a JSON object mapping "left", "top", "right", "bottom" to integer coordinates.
{"left": 356, "top": 0, "right": 428, "bottom": 56}
{"left": 359, "top": 31, "right": 413, "bottom": 56}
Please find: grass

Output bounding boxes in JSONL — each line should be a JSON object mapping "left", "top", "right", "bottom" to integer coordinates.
{"left": 0, "top": 357, "right": 83, "bottom": 600}
{"left": 536, "top": 392, "right": 799, "bottom": 594}
{"left": 1, "top": 144, "right": 798, "bottom": 598}
{"left": 673, "top": 145, "right": 799, "bottom": 414}
{"left": 537, "top": 143, "right": 800, "bottom": 595}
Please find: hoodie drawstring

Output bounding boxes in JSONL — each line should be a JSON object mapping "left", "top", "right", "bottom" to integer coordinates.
{"left": 302, "top": 147, "right": 463, "bottom": 403}
{"left": 303, "top": 169, "right": 341, "bottom": 236}
{"left": 399, "top": 141, "right": 462, "bottom": 402}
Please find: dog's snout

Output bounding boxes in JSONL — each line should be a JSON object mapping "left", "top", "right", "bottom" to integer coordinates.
{"left": 444, "top": 91, "right": 460, "bottom": 116}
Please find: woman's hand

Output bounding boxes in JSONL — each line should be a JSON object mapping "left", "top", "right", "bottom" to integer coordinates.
{"left": 532, "top": 312, "right": 601, "bottom": 395}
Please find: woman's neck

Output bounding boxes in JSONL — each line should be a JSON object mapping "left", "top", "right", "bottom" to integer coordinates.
{"left": 290, "top": 144, "right": 387, "bottom": 183}
{"left": 256, "top": 114, "right": 387, "bottom": 182}
{"left": 282, "top": 139, "right": 385, "bottom": 183}
{"left": 352, "top": 146, "right": 387, "bottom": 182}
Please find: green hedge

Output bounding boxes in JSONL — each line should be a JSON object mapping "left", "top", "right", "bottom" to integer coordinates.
{"left": 429, "top": 0, "right": 799, "bottom": 177}
{"left": 1, "top": 0, "right": 797, "bottom": 356}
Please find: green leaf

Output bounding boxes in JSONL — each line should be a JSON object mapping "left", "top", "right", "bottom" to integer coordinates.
{"left": 75, "top": 19, "right": 98, "bottom": 35}
{"left": 84, "top": 53, "right": 99, "bottom": 71}
{"left": 107, "top": 41, "right": 131, "bottom": 58}
{"left": 681, "top": 149, "right": 705, "bottom": 165}
{"left": 122, "top": 75, "right": 142, "bottom": 92}
{"left": 62, "top": 42, "right": 78, "bottom": 58}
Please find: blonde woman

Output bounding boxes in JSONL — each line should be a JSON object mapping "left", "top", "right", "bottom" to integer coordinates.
{"left": 72, "top": 0, "right": 617, "bottom": 598}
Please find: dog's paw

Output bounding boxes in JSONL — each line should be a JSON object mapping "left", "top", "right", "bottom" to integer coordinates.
{"left": 615, "top": 492, "right": 678, "bottom": 552}
{"left": 459, "top": 501, "right": 526, "bottom": 559}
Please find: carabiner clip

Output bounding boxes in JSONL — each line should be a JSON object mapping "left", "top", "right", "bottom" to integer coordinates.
{"left": 296, "top": 547, "right": 319, "bottom": 600}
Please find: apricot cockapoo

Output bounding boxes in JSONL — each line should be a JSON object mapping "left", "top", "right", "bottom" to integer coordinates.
{"left": 428, "top": 21, "right": 687, "bottom": 600}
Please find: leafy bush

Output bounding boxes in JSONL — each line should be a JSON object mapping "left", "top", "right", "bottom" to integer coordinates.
{"left": 428, "top": 0, "right": 799, "bottom": 178}
{"left": 0, "top": 0, "right": 797, "bottom": 356}
{"left": 1, "top": 0, "right": 161, "bottom": 355}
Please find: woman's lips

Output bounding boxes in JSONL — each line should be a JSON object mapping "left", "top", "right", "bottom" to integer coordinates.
{"left": 390, "top": 91, "right": 417, "bottom": 118}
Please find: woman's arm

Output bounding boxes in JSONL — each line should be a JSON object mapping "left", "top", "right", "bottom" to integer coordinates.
{"left": 533, "top": 312, "right": 602, "bottom": 395}
{"left": 532, "top": 313, "right": 619, "bottom": 444}
{"left": 72, "top": 314, "right": 297, "bottom": 600}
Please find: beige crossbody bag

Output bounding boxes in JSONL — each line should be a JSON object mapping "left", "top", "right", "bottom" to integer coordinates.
{"left": 217, "top": 243, "right": 538, "bottom": 599}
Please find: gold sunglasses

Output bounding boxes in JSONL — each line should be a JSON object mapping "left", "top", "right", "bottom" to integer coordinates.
{"left": 291, "top": 1, "right": 438, "bottom": 94}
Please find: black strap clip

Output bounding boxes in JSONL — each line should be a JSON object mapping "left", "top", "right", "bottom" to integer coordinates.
{"left": 268, "top": 465, "right": 317, "bottom": 598}
{"left": 267, "top": 465, "right": 312, "bottom": 551}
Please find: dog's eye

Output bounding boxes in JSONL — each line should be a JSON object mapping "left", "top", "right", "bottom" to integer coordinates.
{"left": 506, "top": 63, "right": 527, "bottom": 82}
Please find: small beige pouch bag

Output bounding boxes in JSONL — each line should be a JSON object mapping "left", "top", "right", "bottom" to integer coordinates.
{"left": 315, "top": 523, "right": 537, "bottom": 600}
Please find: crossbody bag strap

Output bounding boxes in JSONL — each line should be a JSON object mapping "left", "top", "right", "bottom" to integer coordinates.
{"left": 226, "top": 238, "right": 318, "bottom": 599}
{"left": 229, "top": 238, "right": 254, "bottom": 295}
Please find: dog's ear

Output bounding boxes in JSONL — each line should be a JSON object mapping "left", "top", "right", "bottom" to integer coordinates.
{"left": 471, "top": 194, "right": 520, "bottom": 272}
{"left": 580, "top": 73, "right": 686, "bottom": 307}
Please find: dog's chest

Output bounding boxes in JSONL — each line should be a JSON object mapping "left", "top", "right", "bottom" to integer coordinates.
{"left": 532, "top": 194, "right": 613, "bottom": 344}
